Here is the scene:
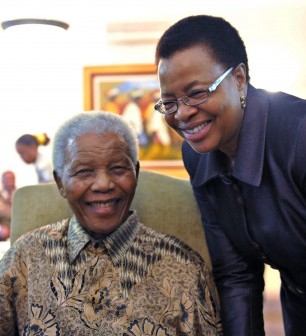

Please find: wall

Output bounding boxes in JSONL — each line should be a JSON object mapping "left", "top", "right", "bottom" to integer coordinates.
{"left": 0, "top": 0, "right": 305, "bottom": 187}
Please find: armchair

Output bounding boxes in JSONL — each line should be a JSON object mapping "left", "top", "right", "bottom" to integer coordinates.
{"left": 10, "top": 170, "right": 211, "bottom": 267}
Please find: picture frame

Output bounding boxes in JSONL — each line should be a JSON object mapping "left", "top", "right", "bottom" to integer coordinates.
{"left": 83, "top": 64, "right": 187, "bottom": 178}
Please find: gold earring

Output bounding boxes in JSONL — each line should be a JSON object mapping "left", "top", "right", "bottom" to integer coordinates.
{"left": 240, "top": 96, "right": 246, "bottom": 110}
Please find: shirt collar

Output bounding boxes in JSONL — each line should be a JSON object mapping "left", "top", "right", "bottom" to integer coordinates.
{"left": 192, "top": 84, "right": 269, "bottom": 187}
{"left": 67, "top": 211, "right": 141, "bottom": 264}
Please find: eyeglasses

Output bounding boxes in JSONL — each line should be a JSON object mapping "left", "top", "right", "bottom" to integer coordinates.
{"left": 154, "top": 67, "right": 233, "bottom": 115}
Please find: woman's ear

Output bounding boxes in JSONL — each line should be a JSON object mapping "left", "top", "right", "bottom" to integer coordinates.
{"left": 53, "top": 170, "right": 66, "bottom": 198}
{"left": 233, "top": 63, "right": 247, "bottom": 92}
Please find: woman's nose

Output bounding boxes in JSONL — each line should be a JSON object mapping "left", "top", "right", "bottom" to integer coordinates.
{"left": 174, "top": 101, "right": 198, "bottom": 121}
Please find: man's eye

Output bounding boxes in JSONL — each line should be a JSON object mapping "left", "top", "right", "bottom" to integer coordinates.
{"left": 75, "top": 169, "right": 92, "bottom": 175}
{"left": 110, "top": 166, "right": 129, "bottom": 175}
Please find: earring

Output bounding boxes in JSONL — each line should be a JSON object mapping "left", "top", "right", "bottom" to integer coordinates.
{"left": 240, "top": 96, "right": 246, "bottom": 110}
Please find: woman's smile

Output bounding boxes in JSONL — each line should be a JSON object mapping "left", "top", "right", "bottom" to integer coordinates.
{"left": 181, "top": 119, "right": 214, "bottom": 142}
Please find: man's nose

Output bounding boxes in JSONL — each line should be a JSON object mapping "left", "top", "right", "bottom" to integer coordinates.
{"left": 91, "top": 171, "right": 114, "bottom": 191}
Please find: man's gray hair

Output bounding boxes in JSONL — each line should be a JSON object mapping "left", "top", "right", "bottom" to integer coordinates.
{"left": 52, "top": 111, "right": 139, "bottom": 177}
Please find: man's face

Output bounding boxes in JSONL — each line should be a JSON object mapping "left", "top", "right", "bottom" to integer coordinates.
{"left": 55, "top": 132, "right": 138, "bottom": 239}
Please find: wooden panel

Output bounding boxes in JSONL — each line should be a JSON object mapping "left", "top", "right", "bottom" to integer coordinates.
{"left": 140, "top": 160, "right": 188, "bottom": 180}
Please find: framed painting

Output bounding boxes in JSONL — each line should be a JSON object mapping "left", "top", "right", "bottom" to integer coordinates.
{"left": 83, "top": 64, "right": 187, "bottom": 178}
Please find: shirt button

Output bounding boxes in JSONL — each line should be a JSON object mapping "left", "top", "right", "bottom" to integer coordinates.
{"left": 253, "top": 244, "right": 260, "bottom": 251}
{"left": 260, "top": 253, "right": 267, "bottom": 261}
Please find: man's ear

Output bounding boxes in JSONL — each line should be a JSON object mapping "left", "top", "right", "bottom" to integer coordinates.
{"left": 53, "top": 170, "right": 66, "bottom": 198}
{"left": 135, "top": 161, "right": 140, "bottom": 179}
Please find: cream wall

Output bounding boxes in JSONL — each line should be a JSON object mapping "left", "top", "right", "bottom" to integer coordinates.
{"left": 0, "top": 0, "right": 305, "bottom": 187}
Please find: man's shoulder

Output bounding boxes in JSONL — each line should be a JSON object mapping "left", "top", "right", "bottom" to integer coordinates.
{"left": 15, "top": 218, "right": 70, "bottom": 248}
{"left": 137, "top": 224, "right": 204, "bottom": 265}
{"left": 1, "top": 219, "right": 69, "bottom": 266}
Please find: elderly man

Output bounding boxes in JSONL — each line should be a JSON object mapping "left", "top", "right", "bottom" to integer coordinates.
{"left": 0, "top": 112, "right": 222, "bottom": 335}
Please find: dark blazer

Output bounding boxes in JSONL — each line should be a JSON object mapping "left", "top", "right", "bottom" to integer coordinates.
{"left": 182, "top": 84, "right": 306, "bottom": 336}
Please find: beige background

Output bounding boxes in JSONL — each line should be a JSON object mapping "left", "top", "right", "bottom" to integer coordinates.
{"left": 0, "top": 0, "right": 305, "bottom": 187}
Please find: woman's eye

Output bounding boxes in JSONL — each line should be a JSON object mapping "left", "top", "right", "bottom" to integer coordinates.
{"left": 162, "top": 101, "right": 176, "bottom": 110}
{"left": 189, "top": 89, "right": 207, "bottom": 99}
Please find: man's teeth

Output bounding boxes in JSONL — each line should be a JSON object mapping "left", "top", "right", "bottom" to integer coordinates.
{"left": 93, "top": 201, "right": 116, "bottom": 207}
{"left": 185, "top": 122, "right": 209, "bottom": 134}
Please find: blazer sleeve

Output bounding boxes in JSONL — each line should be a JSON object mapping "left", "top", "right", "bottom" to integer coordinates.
{"left": 295, "top": 113, "right": 306, "bottom": 195}
{"left": 182, "top": 142, "right": 265, "bottom": 336}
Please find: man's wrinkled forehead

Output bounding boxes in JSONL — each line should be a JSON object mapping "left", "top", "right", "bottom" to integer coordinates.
{"left": 65, "top": 133, "right": 131, "bottom": 158}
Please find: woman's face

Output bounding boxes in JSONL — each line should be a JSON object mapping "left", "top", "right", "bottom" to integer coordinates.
{"left": 54, "top": 132, "right": 138, "bottom": 239}
{"left": 158, "top": 45, "right": 247, "bottom": 157}
{"left": 16, "top": 143, "right": 38, "bottom": 164}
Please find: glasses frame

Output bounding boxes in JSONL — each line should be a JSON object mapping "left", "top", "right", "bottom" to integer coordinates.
{"left": 155, "top": 67, "right": 233, "bottom": 115}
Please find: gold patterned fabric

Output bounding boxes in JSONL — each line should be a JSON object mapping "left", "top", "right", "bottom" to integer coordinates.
{"left": 0, "top": 211, "right": 223, "bottom": 335}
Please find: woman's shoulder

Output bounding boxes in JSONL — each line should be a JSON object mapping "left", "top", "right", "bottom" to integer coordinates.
{"left": 256, "top": 86, "right": 306, "bottom": 116}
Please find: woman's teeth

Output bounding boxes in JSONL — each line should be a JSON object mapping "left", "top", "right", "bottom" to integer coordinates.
{"left": 185, "top": 121, "right": 210, "bottom": 134}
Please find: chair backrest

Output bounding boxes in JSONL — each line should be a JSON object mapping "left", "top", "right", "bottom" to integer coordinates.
{"left": 10, "top": 170, "right": 211, "bottom": 267}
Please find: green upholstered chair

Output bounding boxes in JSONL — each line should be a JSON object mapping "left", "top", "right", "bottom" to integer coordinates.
{"left": 10, "top": 170, "right": 211, "bottom": 267}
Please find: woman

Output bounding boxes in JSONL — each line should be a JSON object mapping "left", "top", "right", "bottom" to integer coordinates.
{"left": 0, "top": 112, "right": 222, "bottom": 335}
{"left": 154, "top": 15, "right": 306, "bottom": 336}
{"left": 15, "top": 133, "right": 53, "bottom": 183}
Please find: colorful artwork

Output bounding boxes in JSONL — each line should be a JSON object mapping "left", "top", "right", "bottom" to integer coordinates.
{"left": 83, "top": 64, "right": 183, "bottom": 162}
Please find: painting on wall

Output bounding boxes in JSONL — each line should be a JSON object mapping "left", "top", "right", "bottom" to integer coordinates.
{"left": 83, "top": 64, "right": 184, "bottom": 171}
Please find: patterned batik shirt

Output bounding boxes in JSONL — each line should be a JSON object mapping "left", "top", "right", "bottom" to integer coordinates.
{"left": 0, "top": 211, "right": 223, "bottom": 336}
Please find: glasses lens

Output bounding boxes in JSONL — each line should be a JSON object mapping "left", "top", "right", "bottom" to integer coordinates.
{"left": 155, "top": 101, "right": 177, "bottom": 114}
{"left": 155, "top": 89, "right": 210, "bottom": 114}
{"left": 187, "top": 90, "right": 209, "bottom": 105}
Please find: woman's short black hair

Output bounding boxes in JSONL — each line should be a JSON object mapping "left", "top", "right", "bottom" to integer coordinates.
{"left": 155, "top": 15, "right": 250, "bottom": 81}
